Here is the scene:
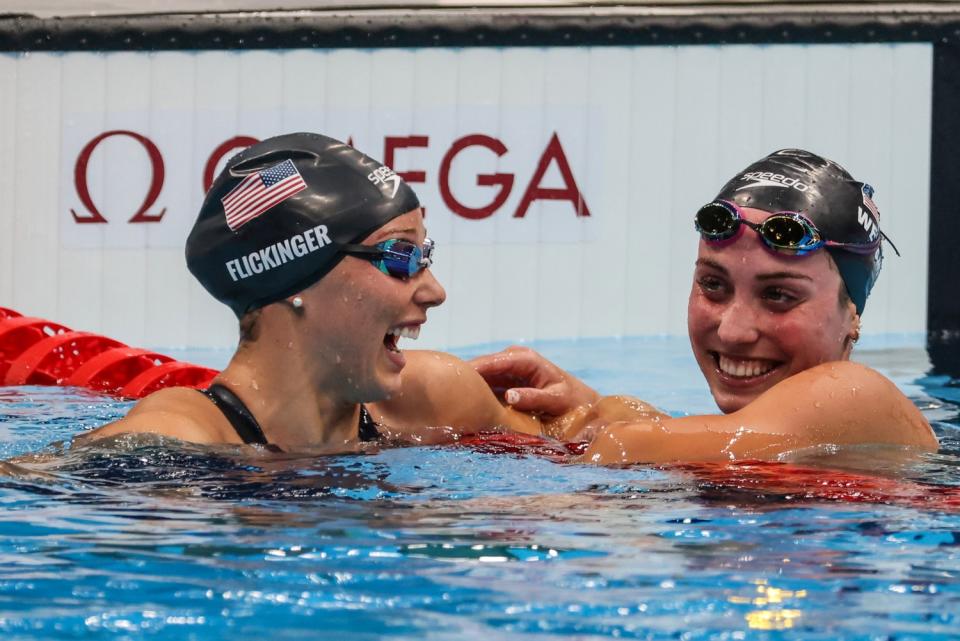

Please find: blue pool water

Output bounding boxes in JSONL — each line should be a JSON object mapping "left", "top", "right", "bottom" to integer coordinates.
{"left": 1, "top": 336, "right": 959, "bottom": 640}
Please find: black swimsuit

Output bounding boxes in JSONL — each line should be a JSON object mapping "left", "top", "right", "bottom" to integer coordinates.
{"left": 201, "top": 383, "right": 381, "bottom": 447}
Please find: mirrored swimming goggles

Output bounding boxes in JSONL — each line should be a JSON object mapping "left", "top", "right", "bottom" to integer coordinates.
{"left": 694, "top": 200, "right": 891, "bottom": 256}
{"left": 340, "top": 238, "right": 435, "bottom": 279}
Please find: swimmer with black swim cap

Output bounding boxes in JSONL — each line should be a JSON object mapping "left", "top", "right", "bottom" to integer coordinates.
{"left": 187, "top": 132, "right": 425, "bottom": 318}
{"left": 472, "top": 148, "right": 938, "bottom": 464}
{"left": 81, "top": 132, "right": 541, "bottom": 451}
{"left": 701, "top": 148, "right": 895, "bottom": 316}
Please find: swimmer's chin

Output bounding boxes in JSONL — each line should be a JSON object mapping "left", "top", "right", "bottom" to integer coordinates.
{"left": 712, "top": 391, "right": 764, "bottom": 415}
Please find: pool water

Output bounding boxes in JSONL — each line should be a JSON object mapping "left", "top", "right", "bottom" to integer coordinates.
{"left": 1, "top": 336, "right": 958, "bottom": 640}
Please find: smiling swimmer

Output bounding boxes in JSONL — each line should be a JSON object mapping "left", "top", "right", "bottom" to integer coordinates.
{"left": 472, "top": 149, "right": 938, "bottom": 463}
{"left": 79, "top": 133, "right": 541, "bottom": 451}
{"left": 702, "top": 148, "right": 892, "bottom": 317}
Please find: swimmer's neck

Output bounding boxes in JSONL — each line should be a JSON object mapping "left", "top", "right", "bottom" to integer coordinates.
{"left": 215, "top": 347, "right": 363, "bottom": 449}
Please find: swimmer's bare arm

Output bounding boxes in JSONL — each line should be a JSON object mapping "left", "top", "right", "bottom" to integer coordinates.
{"left": 583, "top": 361, "right": 939, "bottom": 464}
{"left": 74, "top": 388, "right": 231, "bottom": 445}
{"left": 547, "top": 395, "right": 670, "bottom": 441}
{"left": 372, "top": 350, "right": 542, "bottom": 441}
{"left": 469, "top": 346, "right": 601, "bottom": 416}
{"left": 469, "top": 346, "right": 664, "bottom": 439}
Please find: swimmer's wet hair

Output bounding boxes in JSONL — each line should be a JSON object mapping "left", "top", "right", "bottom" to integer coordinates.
{"left": 238, "top": 309, "right": 262, "bottom": 345}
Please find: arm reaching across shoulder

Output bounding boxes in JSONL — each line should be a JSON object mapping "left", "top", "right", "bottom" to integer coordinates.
{"left": 468, "top": 346, "right": 601, "bottom": 417}
{"left": 468, "top": 346, "right": 664, "bottom": 440}
{"left": 582, "top": 361, "right": 939, "bottom": 465}
{"left": 372, "top": 350, "right": 542, "bottom": 440}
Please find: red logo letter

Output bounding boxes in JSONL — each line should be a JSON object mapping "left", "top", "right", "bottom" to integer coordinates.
{"left": 384, "top": 136, "right": 429, "bottom": 184}
{"left": 439, "top": 134, "right": 514, "bottom": 220}
{"left": 203, "top": 135, "right": 259, "bottom": 193}
{"left": 71, "top": 130, "right": 166, "bottom": 224}
{"left": 514, "top": 132, "right": 590, "bottom": 218}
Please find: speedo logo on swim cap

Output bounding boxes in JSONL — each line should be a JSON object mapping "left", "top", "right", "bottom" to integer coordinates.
{"left": 735, "top": 171, "right": 810, "bottom": 193}
{"left": 225, "top": 224, "right": 332, "bottom": 281}
{"left": 367, "top": 166, "right": 402, "bottom": 198}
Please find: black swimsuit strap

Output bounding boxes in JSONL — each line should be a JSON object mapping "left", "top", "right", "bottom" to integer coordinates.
{"left": 202, "top": 384, "right": 381, "bottom": 445}
{"left": 358, "top": 404, "right": 381, "bottom": 442}
{"left": 201, "top": 383, "right": 269, "bottom": 445}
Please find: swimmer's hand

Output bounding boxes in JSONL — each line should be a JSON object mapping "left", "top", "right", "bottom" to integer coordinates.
{"left": 548, "top": 395, "right": 669, "bottom": 442}
{"left": 469, "top": 346, "right": 600, "bottom": 417}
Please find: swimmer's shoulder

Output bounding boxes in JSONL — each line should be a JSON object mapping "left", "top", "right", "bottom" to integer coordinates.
{"left": 585, "top": 360, "right": 937, "bottom": 464}
{"left": 371, "top": 350, "right": 541, "bottom": 436}
{"left": 742, "top": 360, "right": 937, "bottom": 448}
{"left": 372, "top": 350, "right": 481, "bottom": 424}
{"left": 76, "top": 386, "right": 238, "bottom": 445}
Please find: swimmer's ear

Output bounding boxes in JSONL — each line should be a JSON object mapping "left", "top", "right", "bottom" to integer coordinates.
{"left": 286, "top": 296, "right": 305, "bottom": 315}
{"left": 843, "top": 311, "right": 861, "bottom": 358}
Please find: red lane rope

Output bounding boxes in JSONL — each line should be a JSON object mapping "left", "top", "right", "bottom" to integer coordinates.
{"left": 67, "top": 347, "right": 174, "bottom": 393}
{"left": 0, "top": 308, "right": 217, "bottom": 398}
{"left": 4, "top": 331, "right": 124, "bottom": 386}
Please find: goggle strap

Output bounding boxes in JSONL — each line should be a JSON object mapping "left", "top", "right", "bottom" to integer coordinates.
{"left": 338, "top": 243, "right": 383, "bottom": 258}
{"left": 880, "top": 230, "right": 901, "bottom": 257}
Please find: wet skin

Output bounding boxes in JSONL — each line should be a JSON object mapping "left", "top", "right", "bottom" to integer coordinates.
{"left": 80, "top": 209, "right": 543, "bottom": 451}
{"left": 472, "top": 207, "right": 937, "bottom": 463}
{"left": 292, "top": 209, "right": 447, "bottom": 404}
{"left": 688, "top": 206, "right": 858, "bottom": 414}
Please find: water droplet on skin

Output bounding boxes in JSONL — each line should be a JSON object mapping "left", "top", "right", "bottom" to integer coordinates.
{"left": 335, "top": 354, "right": 342, "bottom": 364}
{"left": 814, "top": 401, "right": 823, "bottom": 408}
{"left": 356, "top": 293, "right": 364, "bottom": 301}
{"left": 251, "top": 380, "right": 259, "bottom": 391}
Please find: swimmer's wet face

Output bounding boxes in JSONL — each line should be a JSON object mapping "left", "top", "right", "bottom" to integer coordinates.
{"left": 295, "top": 208, "right": 446, "bottom": 402}
{"left": 687, "top": 206, "right": 858, "bottom": 414}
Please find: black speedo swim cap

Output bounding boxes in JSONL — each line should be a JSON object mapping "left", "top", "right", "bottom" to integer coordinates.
{"left": 712, "top": 148, "right": 890, "bottom": 315}
{"left": 186, "top": 132, "right": 421, "bottom": 317}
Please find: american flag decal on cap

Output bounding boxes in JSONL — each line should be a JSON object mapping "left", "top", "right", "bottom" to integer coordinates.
{"left": 222, "top": 159, "right": 307, "bottom": 231}
{"left": 862, "top": 184, "right": 880, "bottom": 220}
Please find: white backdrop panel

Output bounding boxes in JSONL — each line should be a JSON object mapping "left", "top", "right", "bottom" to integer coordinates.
{"left": 0, "top": 44, "right": 933, "bottom": 349}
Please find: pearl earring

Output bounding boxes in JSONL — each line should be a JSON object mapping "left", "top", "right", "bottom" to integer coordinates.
{"left": 292, "top": 296, "right": 303, "bottom": 309}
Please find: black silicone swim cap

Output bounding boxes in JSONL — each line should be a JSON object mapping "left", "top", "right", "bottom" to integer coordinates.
{"left": 711, "top": 149, "right": 889, "bottom": 315}
{"left": 186, "top": 133, "right": 421, "bottom": 317}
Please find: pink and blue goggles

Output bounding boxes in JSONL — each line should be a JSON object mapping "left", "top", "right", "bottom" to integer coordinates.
{"left": 695, "top": 200, "right": 887, "bottom": 256}
{"left": 340, "top": 238, "right": 435, "bottom": 279}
